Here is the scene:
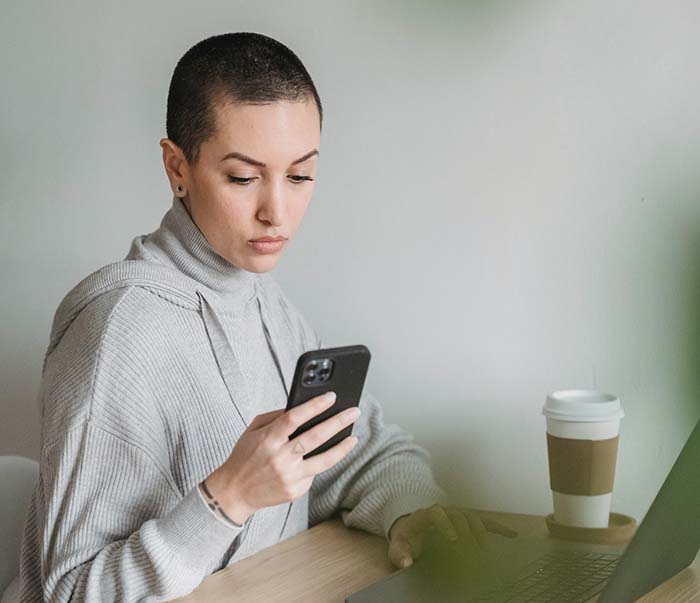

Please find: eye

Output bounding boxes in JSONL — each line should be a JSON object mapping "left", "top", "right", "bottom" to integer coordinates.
{"left": 227, "top": 175, "right": 315, "bottom": 186}
{"left": 228, "top": 176, "right": 257, "bottom": 185}
{"left": 289, "top": 175, "right": 314, "bottom": 183}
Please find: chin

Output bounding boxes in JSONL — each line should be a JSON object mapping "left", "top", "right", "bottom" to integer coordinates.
{"left": 244, "top": 255, "right": 281, "bottom": 274}
{"left": 220, "top": 248, "right": 279, "bottom": 273}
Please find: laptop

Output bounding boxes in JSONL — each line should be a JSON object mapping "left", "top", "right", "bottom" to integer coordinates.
{"left": 347, "top": 415, "right": 700, "bottom": 603}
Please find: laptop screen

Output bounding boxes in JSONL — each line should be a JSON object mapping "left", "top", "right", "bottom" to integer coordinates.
{"left": 598, "top": 415, "right": 700, "bottom": 602}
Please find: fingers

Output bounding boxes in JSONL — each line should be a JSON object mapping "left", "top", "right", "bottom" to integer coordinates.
{"left": 457, "top": 508, "right": 519, "bottom": 538}
{"left": 443, "top": 508, "right": 485, "bottom": 576}
{"left": 285, "top": 405, "right": 360, "bottom": 457}
{"left": 299, "top": 434, "right": 358, "bottom": 475}
{"left": 460, "top": 511, "right": 511, "bottom": 587}
{"left": 273, "top": 392, "right": 337, "bottom": 440}
{"left": 463, "top": 510, "right": 491, "bottom": 552}
{"left": 438, "top": 508, "right": 498, "bottom": 579}
{"left": 427, "top": 504, "right": 458, "bottom": 542}
{"left": 447, "top": 508, "right": 486, "bottom": 555}
{"left": 481, "top": 516, "right": 519, "bottom": 538}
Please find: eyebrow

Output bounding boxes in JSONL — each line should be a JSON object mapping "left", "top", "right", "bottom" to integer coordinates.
{"left": 220, "top": 148, "right": 319, "bottom": 167}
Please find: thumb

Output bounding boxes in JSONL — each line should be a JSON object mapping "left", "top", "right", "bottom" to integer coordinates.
{"left": 388, "top": 534, "right": 414, "bottom": 569}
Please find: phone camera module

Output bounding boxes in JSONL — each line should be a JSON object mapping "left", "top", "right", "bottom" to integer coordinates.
{"left": 302, "top": 358, "right": 334, "bottom": 385}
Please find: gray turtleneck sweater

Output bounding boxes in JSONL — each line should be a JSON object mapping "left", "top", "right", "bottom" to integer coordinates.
{"left": 12, "top": 196, "right": 449, "bottom": 603}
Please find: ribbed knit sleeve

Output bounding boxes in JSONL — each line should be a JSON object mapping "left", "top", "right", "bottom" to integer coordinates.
{"left": 35, "top": 421, "right": 242, "bottom": 603}
{"left": 308, "top": 384, "right": 451, "bottom": 542}
{"left": 267, "top": 280, "right": 451, "bottom": 542}
{"left": 21, "top": 286, "right": 244, "bottom": 602}
{"left": 306, "top": 335, "right": 451, "bottom": 542}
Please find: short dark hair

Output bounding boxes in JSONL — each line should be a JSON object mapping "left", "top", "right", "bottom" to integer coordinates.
{"left": 166, "top": 32, "right": 323, "bottom": 166}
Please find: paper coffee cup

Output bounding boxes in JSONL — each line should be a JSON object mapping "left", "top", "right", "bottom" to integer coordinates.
{"left": 542, "top": 390, "right": 624, "bottom": 529}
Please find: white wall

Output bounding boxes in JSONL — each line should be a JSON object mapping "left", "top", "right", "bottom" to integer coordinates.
{"left": 2, "top": 0, "right": 699, "bottom": 524}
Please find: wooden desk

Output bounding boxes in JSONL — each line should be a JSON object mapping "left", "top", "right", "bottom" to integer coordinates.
{"left": 171, "top": 509, "right": 700, "bottom": 602}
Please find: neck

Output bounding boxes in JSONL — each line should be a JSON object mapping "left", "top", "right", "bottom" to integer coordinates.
{"left": 137, "top": 195, "right": 258, "bottom": 313}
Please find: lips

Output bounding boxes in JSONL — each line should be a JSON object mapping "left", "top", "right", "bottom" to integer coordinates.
{"left": 247, "top": 239, "right": 287, "bottom": 254}
{"left": 249, "top": 236, "right": 286, "bottom": 242}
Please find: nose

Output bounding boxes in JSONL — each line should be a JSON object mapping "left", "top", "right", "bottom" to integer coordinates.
{"left": 256, "top": 180, "right": 285, "bottom": 227}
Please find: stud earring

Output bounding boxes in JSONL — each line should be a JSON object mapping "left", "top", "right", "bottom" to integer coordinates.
{"left": 176, "top": 185, "right": 183, "bottom": 194}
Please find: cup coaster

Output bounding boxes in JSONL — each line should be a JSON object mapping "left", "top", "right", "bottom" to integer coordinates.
{"left": 545, "top": 512, "right": 637, "bottom": 545}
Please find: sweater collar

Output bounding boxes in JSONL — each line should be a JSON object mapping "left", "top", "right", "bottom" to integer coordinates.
{"left": 140, "top": 195, "right": 258, "bottom": 315}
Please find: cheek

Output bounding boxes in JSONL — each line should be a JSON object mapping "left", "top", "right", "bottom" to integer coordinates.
{"left": 292, "top": 190, "right": 313, "bottom": 220}
{"left": 203, "top": 197, "right": 251, "bottom": 239}
{"left": 225, "top": 207, "right": 254, "bottom": 237}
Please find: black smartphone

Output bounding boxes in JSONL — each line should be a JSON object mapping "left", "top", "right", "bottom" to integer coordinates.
{"left": 285, "top": 344, "right": 371, "bottom": 459}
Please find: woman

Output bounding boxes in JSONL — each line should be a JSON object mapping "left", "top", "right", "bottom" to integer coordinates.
{"left": 10, "top": 32, "right": 503, "bottom": 603}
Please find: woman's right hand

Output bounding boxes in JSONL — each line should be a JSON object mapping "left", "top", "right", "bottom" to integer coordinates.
{"left": 203, "top": 391, "right": 361, "bottom": 524}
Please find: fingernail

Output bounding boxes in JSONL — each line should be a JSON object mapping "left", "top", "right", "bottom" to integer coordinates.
{"left": 325, "top": 391, "right": 337, "bottom": 402}
{"left": 347, "top": 407, "right": 361, "bottom": 418}
{"left": 401, "top": 557, "right": 412, "bottom": 568}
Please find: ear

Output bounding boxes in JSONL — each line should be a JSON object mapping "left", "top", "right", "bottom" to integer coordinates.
{"left": 160, "top": 138, "right": 189, "bottom": 189}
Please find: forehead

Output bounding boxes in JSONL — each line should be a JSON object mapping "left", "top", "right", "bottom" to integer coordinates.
{"left": 206, "top": 99, "right": 320, "bottom": 158}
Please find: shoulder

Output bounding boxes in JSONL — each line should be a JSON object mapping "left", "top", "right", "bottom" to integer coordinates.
{"left": 48, "top": 277, "right": 195, "bottom": 360}
{"left": 46, "top": 258, "right": 201, "bottom": 359}
{"left": 41, "top": 284, "right": 137, "bottom": 444}
{"left": 46, "top": 284, "right": 136, "bottom": 371}
{"left": 41, "top": 282, "right": 195, "bottom": 444}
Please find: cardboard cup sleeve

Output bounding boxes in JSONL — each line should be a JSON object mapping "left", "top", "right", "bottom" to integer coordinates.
{"left": 546, "top": 433, "right": 619, "bottom": 496}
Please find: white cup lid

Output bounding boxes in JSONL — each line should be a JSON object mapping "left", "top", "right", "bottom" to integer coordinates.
{"left": 542, "top": 389, "right": 624, "bottom": 422}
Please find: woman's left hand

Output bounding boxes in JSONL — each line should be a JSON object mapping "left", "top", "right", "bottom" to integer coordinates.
{"left": 387, "top": 504, "right": 518, "bottom": 570}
